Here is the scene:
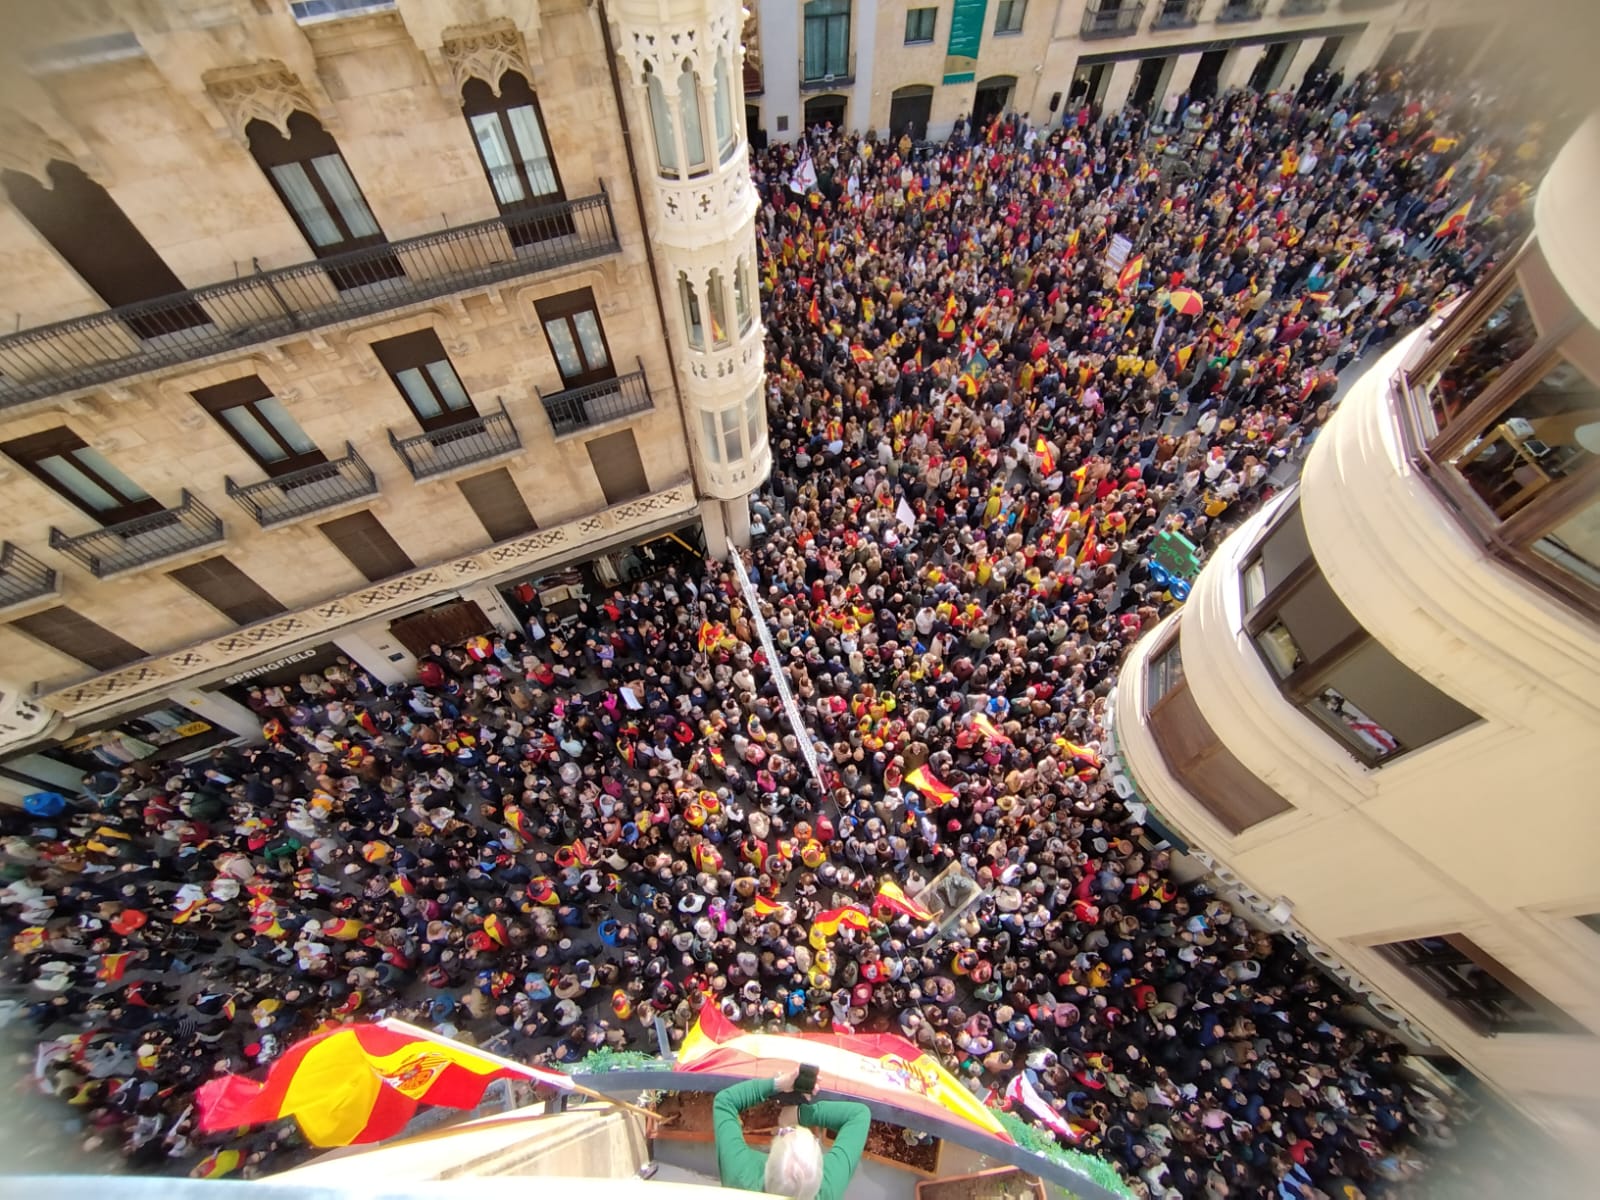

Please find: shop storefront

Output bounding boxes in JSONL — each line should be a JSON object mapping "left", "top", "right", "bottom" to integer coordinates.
{"left": 496, "top": 520, "right": 705, "bottom": 625}
{"left": 0, "top": 699, "right": 238, "bottom": 795}
{"left": 207, "top": 641, "right": 352, "bottom": 707}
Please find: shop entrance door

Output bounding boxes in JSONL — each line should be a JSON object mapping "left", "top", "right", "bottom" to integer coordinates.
{"left": 388, "top": 599, "right": 494, "bottom": 658}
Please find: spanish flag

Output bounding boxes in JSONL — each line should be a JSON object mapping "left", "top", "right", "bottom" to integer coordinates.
{"left": 937, "top": 295, "right": 959, "bottom": 339}
{"left": 1075, "top": 527, "right": 1099, "bottom": 567}
{"left": 1034, "top": 437, "right": 1056, "bottom": 477}
{"left": 697, "top": 619, "right": 727, "bottom": 653}
{"left": 1055, "top": 736, "right": 1103, "bottom": 771}
{"left": 197, "top": 1020, "right": 573, "bottom": 1147}
{"left": 504, "top": 806, "right": 533, "bottom": 844}
{"left": 1174, "top": 342, "right": 1197, "bottom": 374}
{"left": 678, "top": 1002, "right": 1012, "bottom": 1144}
{"left": 904, "top": 764, "right": 957, "bottom": 807}
{"left": 808, "top": 291, "right": 821, "bottom": 326}
{"left": 1117, "top": 253, "right": 1144, "bottom": 296}
{"left": 871, "top": 880, "right": 934, "bottom": 923}
{"left": 192, "top": 1149, "right": 241, "bottom": 1179}
{"left": 810, "top": 904, "right": 872, "bottom": 940}
{"left": 483, "top": 914, "right": 508, "bottom": 946}
{"left": 12, "top": 926, "right": 46, "bottom": 954}
{"left": 1063, "top": 227, "right": 1080, "bottom": 260}
{"left": 751, "top": 894, "right": 782, "bottom": 918}
{"left": 851, "top": 344, "right": 874, "bottom": 365}
{"left": 1433, "top": 197, "right": 1473, "bottom": 239}
{"left": 1069, "top": 463, "right": 1089, "bottom": 500}
{"left": 972, "top": 712, "right": 1012, "bottom": 745}
{"left": 97, "top": 952, "right": 135, "bottom": 983}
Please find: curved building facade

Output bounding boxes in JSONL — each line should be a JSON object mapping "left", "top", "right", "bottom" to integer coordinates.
{"left": 1112, "top": 117, "right": 1600, "bottom": 1145}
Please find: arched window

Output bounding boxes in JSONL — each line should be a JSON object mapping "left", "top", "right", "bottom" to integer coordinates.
{"left": 247, "top": 112, "right": 399, "bottom": 288}
{"left": 462, "top": 71, "right": 563, "bottom": 209}
{"left": 644, "top": 65, "right": 678, "bottom": 176}
{"left": 678, "top": 61, "right": 708, "bottom": 175}
{"left": 713, "top": 55, "right": 737, "bottom": 161}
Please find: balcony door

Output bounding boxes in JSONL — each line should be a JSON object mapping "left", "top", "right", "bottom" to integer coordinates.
{"left": 2, "top": 161, "right": 210, "bottom": 340}
{"left": 193, "top": 376, "right": 326, "bottom": 477}
{"left": 462, "top": 72, "right": 572, "bottom": 248}
{"left": 2, "top": 427, "right": 161, "bottom": 524}
{"left": 247, "top": 112, "right": 401, "bottom": 290}
{"left": 536, "top": 290, "right": 615, "bottom": 390}
{"left": 371, "top": 330, "right": 479, "bottom": 433}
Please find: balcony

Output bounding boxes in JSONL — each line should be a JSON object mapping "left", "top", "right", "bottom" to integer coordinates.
{"left": 389, "top": 400, "right": 521, "bottom": 481}
{"left": 1081, "top": 2, "right": 1144, "bottom": 39}
{"left": 1339, "top": 0, "right": 1398, "bottom": 7}
{"left": 0, "top": 542, "right": 58, "bottom": 609}
{"left": 226, "top": 443, "right": 379, "bottom": 529}
{"left": 290, "top": 0, "right": 397, "bottom": 23}
{"left": 0, "top": 190, "right": 620, "bottom": 409}
{"left": 1216, "top": 0, "right": 1266, "bottom": 21}
{"left": 800, "top": 53, "right": 854, "bottom": 92}
{"left": 49, "top": 492, "right": 224, "bottom": 579}
{"left": 539, "top": 364, "right": 653, "bottom": 437}
{"left": 1151, "top": 0, "right": 1200, "bottom": 29}
{"left": 1282, "top": 0, "right": 1330, "bottom": 13}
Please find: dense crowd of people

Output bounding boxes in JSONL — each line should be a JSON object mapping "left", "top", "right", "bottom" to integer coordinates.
{"left": 1, "top": 62, "right": 1558, "bottom": 1199}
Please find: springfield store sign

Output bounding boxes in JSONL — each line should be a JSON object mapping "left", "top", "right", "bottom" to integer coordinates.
{"left": 220, "top": 647, "right": 329, "bottom": 688}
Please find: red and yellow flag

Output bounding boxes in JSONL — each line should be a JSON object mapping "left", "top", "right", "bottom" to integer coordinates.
{"left": 972, "top": 712, "right": 1012, "bottom": 745}
{"left": 904, "top": 764, "right": 957, "bottom": 807}
{"left": 872, "top": 880, "right": 934, "bottom": 923}
{"left": 483, "top": 914, "right": 508, "bottom": 946}
{"left": 936, "top": 295, "right": 959, "bottom": 339}
{"left": 697, "top": 620, "right": 727, "bottom": 653}
{"left": 1433, "top": 197, "right": 1473, "bottom": 239}
{"left": 850, "top": 344, "right": 874, "bottom": 365}
{"left": 97, "top": 952, "right": 134, "bottom": 983}
{"left": 504, "top": 806, "right": 533, "bottom": 844}
{"left": 678, "top": 1002, "right": 1012, "bottom": 1144}
{"left": 197, "top": 1020, "right": 572, "bottom": 1147}
{"left": 1034, "top": 437, "right": 1056, "bottom": 477}
{"left": 807, "top": 292, "right": 821, "bottom": 326}
{"left": 811, "top": 905, "right": 872, "bottom": 940}
{"left": 192, "top": 1149, "right": 241, "bottom": 1179}
{"left": 1117, "top": 253, "right": 1145, "bottom": 296}
{"left": 751, "top": 894, "right": 782, "bottom": 918}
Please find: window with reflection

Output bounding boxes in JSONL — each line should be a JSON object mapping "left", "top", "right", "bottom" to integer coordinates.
{"left": 701, "top": 409, "right": 722, "bottom": 464}
{"left": 1241, "top": 500, "right": 1479, "bottom": 766}
{"left": 1532, "top": 493, "right": 1600, "bottom": 588}
{"left": 1423, "top": 288, "right": 1536, "bottom": 434}
{"left": 721, "top": 407, "right": 742, "bottom": 462}
{"left": 679, "top": 273, "right": 705, "bottom": 350}
{"left": 1450, "top": 357, "right": 1600, "bottom": 519}
{"left": 713, "top": 55, "right": 737, "bottom": 161}
{"left": 733, "top": 257, "right": 754, "bottom": 332}
{"left": 678, "top": 62, "right": 708, "bottom": 175}
{"left": 645, "top": 66, "right": 677, "bottom": 176}
{"left": 745, "top": 387, "right": 766, "bottom": 453}
{"left": 708, "top": 268, "right": 730, "bottom": 348}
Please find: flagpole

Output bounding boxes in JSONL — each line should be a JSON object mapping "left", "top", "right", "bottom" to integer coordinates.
{"left": 376, "top": 1019, "right": 660, "bottom": 1127}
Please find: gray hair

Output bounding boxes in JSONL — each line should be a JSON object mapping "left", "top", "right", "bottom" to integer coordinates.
{"left": 764, "top": 1126, "right": 824, "bottom": 1200}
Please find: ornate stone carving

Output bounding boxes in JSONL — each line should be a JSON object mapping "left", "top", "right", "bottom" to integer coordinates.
{"left": 440, "top": 19, "right": 532, "bottom": 96}
{"left": 203, "top": 61, "right": 318, "bottom": 143}
{"left": 0, "top": 109, "right": 72, "bottom": 187}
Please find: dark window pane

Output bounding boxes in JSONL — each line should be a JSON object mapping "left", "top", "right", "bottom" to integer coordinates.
{"left": 169, "top": 556, "right": 285, "bottom": 625}
{"left": 318, "top": 510, "right": 414, "bottom": 583}
{"left": 457, "top": 468, "right": 536, "bottom": 542}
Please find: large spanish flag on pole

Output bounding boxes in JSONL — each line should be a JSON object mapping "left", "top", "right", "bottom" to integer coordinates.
{"left": 678, "top": 1002, "right": 1012, "bottom": 1145}
{"left": 196, "top": 1019, "right": 573, "bottom": 1147}
{"left": 904, "top": 763, "right": 958, "bottom": 807}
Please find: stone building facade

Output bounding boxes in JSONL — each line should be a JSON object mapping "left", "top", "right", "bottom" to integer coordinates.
{"left": 0, "top": 0, "right": 766, "bottom": 796}
{"left": 746, "top": 0, "right": 1502, "bottom": 144}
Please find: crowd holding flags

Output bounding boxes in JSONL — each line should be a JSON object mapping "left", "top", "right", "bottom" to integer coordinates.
{"left": 904, "top": 763, "right": 958, "bottom": 807}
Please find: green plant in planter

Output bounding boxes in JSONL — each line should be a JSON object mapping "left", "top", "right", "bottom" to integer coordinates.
{"left": 992, "top": 1110, "right": 1135, "bottom": 1200}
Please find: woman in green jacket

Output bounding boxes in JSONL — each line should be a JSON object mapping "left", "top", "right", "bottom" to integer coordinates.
{"left": 712, "top": 1066, "right": 872, "bottom": 1200}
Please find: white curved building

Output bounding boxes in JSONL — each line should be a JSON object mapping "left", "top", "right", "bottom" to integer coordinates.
{"left": 1111, "top": 116, "right": 1600, "bottom": 1146}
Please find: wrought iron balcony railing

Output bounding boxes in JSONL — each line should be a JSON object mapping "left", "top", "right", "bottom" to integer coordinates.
{"left": 1217, "top": 0, "right": 1266, "bottom": 21}
{"left": 539, "top": 364, "right": 653, "bottom": 436}
{"left": 0, "top": 189, "right": 619, "bottom": 408}
{"left": 388, "top": 400, "right": 521, "bottom": 481}
{"left": 1151, "top": 0, "right": 1200, "bottom": 29}
{"left": 1081, "top": 2, "right": 1145, "bottom": 39}
{"left": 226, "top": 443, "right": 379, "bottom": 529}
{"left": 49, "top": 491, "right": 224, "bottom": 579}
{"left": 0, "top": 541, "right": 58, "bottom": 609}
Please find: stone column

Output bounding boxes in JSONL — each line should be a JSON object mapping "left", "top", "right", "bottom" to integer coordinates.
{"left": 723, "top": 495, "right": 752, "bottom": 549}
{"left": 1165, "top": 53, "right": 1204, "bottom": 105}
{"left": 1100, "top": 57, "right": 1142, "bottom": 114}
{"left": 699, "top": 496, "right": 729, "bottom": 554}
{"left": 1219, "top": 44, "right": 1266, "bottom": 95}
{"left": 1280, "top": 39, "right": 1321, "bottom": 94}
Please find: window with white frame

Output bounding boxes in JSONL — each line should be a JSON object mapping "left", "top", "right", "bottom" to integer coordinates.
{"left": 680, "top": 273, "right": 705, "bottom": 351}
{"left": 994, "top": 0, "right": 1026, "bottom": 34}
{"left": 714, "top": 55, "right": 737, "bottom": 161}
